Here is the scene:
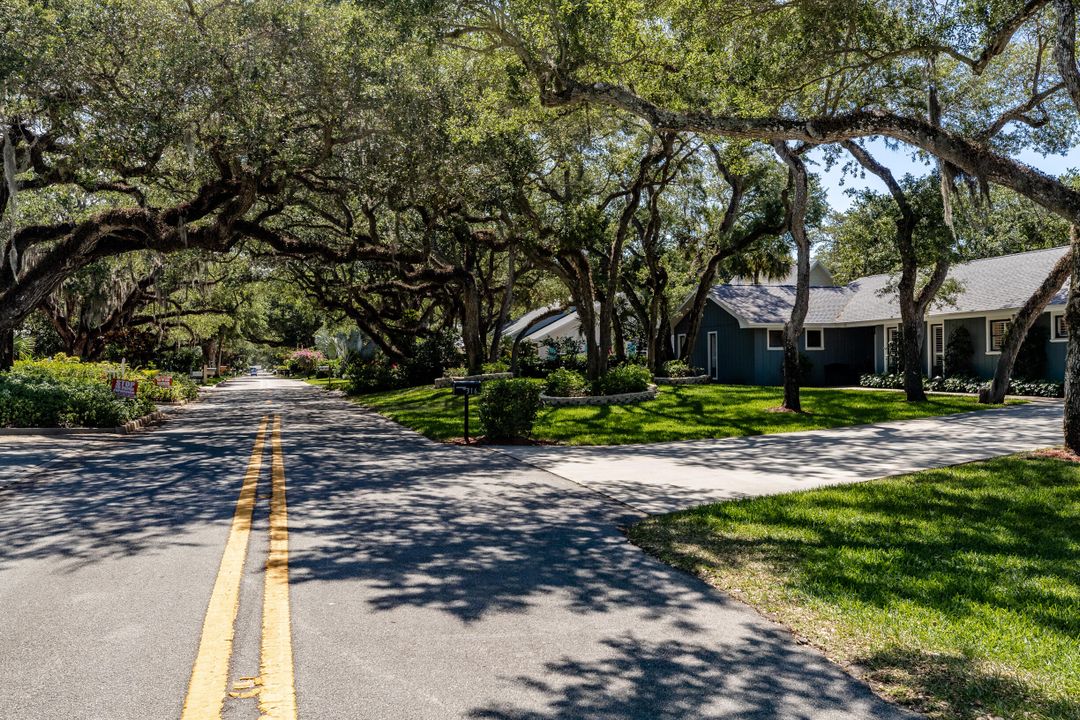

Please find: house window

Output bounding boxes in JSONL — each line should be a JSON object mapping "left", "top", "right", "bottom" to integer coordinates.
{"left": 930, "top": 324, "right": 944, "bottom": 375}
{"left": 987, "top": 318, "right": 1010, "bottom": 354}
{"left": 1053, "top": 313, "right": 1069, "bottom": 342}
{"left": 804, "top": 328, "right": 824, "bottom": 351}
{"left": 886, "top": 326, "right": 900, "bottom": 372}
{"left": 675, "top": 333, "right": 686, "bottom": 357}
{"left": 767, "top": 329, "right": 784, "bottom": 350}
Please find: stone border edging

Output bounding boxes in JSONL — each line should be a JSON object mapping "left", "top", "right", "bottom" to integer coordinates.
{"left": 433, "top": 372, "right": 513, "bottom": 388}
{"left": 653, "top": 374, "right": 710, "bottom": 385}
{"left": 0, "top": 410, "right": 168, "bottom": 436}
{"left": 541, "top": 384, "right": 658, "bottom": 407}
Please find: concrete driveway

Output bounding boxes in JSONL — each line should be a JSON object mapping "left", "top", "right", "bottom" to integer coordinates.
{"left": 498, "top": 401, "right": 1064, "bottom": 514}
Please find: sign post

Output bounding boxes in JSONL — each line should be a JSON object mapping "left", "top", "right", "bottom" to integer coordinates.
{"left": 451, "top": 380, "right": 481, "bottom": 443}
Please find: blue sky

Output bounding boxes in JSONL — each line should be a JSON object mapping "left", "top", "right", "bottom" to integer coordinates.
{"left": 808, "top": 139, "right": 1080, "bottom": 213}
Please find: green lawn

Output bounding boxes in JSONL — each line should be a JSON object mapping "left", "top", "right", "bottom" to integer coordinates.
{"left": 629, "top": 455, "right": 1080, "bottom": 720}
{"left": 353, "top": 383, "right": 1013, "bottom": 445}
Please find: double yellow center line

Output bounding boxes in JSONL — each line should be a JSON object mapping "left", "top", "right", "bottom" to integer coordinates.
{"left": 181, "top": 414, "right": 297, "bottom": 720}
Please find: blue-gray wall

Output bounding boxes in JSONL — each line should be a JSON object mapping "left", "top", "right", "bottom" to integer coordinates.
{"left": 678, "top": 303, "right": 876, "bottom": 386}
{"left": 677, "top": 303, "right": 1068, "bottom": 386}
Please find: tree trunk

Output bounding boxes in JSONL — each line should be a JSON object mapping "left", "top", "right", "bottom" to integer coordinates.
{"left": 0, "top": 327, "right": 13, "bottom": 370}
{"left": 774, "top": 142, "right": 810, "bottom": 412}
{"left": 986, "top": 244, "right": 1073, "bottom": 404}
{"left": 612, "top": 306, "right": 627, "bottom": 363}
{"left": 461, "top": 275, "right": 485, "bottom": 374}
{"left": 488, "top": 245, "right": 516, "bottom": 363}
{"left": 1064, "top": 228, "right": 1080, "bottom": 453}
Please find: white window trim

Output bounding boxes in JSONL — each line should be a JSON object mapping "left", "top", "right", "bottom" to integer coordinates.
{"left": 985, "top": 316, "right": 1011, "bottom": 355}
{"left": 1051, "top": 312, "right": 1069, "bottom": 343}
{"left": 676, "top": 333, "right": 686, "bottom": 357}
{"left": 707, "top": 331, "right": 719, "bottom": 380}
{"left": 928, "top": 323, "right": 944, "bottom": 376}
{"left": 885, "top": 325, "right": 900, "bottom": 372}
{"left": 766, "top": 328, "right": 784, "bottom": 351}
{"left": 803, "top": 327, "right": 825, "bottom": 351}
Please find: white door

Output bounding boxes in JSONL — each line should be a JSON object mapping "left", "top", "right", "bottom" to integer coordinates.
{"left": 707, "top": 331, "right": 719, "bottom": 380}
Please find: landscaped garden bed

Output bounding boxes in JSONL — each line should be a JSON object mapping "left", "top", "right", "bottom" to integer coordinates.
{"left": 860, "top": 372, "right": 1064, "bottom": 398}
{"left": 628, "top": 453, "right": 1080, "bottom": 720}
{"left": 0, "top": 355, "right": 199, "bottom": 429}
{"left": 352, "top": 383, "right": 1012, "bottom": 446}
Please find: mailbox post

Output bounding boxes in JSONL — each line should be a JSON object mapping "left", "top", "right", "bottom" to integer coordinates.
{"left": 451, "top": 380, "right": 481, "bottom": 443}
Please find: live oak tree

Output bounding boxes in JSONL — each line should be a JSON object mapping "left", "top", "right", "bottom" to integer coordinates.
{"left": 0, "top": 0, "right": 396, "bottom": 367}
{"left": 439, "top": 0, "right": 1080, "bottom": 443}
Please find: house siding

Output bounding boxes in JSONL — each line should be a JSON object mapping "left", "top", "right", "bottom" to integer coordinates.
{"left": 678, "top": 302, "right": 757, "bottom": 383}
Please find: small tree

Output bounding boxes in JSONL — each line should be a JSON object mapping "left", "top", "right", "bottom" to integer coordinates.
{"left": 943, "top": 327, "right": 975, "bottom": 378}
{"left": 1014, "top": 326, "right": 1049, "bottom": 380}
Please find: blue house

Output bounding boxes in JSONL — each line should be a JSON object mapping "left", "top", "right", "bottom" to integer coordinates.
{"left": 673, "top": 246, "right": 1070, "bottom": 386}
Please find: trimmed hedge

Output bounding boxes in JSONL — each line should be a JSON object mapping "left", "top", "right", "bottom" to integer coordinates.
{"left": 479, "top": 379, "right": 542, "bottom": 441}
{"left": 660, "top": 359, "right": 697, "bottom": 378}
{"left": 859, "top": 373, "right": 1063, "bottom": 398}
{"left": 598, "top": 365, "right": 652, "bottom": 395}
{"left": 545, "top": 368, "right": 589, "bottom": 397}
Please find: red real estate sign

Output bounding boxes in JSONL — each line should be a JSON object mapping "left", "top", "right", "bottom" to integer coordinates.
{"left": 155, "top": 375, "right": 173, "bottom": 388}
{"left": 111, "top": 378, "right": 138, "bottom": 398}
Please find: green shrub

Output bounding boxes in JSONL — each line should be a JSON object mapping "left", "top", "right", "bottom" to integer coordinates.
{"left": 598, "top": 365, "right": 652, "bottom": 395}
{"left": 1009, "top": 379, "right": 1064, "bottom": 397}
{"left": 944, "top": 326, "right": 975, "bottom": 377}
{"left": 444, "top": 366, "right": 468, "bottom": 378}
{"left": 545, "top": 368, "right": 588, "bottom": 397}
{"left": 0, "top": 374, "right": 153, "bottom": 428}
{"left": 1014, "top": 325, "right": 1049, "bottom": 380}
{"left": 660, "top": 359, "right": 696, "bottom": 378}
{"left": 481, "top": 361, "right": 509, "bottom": 374}
{"left": 345, "top": 357, "right": 406, "bottom": 393}
{"left": 479, "top": 379, "right": 542, "bottom": 441}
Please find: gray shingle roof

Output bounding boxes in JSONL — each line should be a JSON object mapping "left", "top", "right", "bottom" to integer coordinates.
{"left": 709, "top": 245, "right": 1069, "bottom": 326}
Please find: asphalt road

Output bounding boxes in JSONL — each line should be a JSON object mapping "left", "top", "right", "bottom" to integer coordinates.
{"left": 0, "top": 377, "right": 915, "bottom": 720}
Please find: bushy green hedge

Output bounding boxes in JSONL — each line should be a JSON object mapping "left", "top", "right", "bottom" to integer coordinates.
{"left": 859, "top": 373, "right": 1063, "bottom": 398}
{"left": 345, "top": 358, "right": 407, "bottom": 393}
{"left": 479, "top": 379, "right": 542, "bottom": 441}
{"left": 0, "top": 375, "right": 154, "bottom": 428}
{"left": 598, "top": 365, "right": 652, "bottom": 395}
{"left": 545, "top": 368, "right": 588, "bottom": 397}
{"left": 660, "top": 359, "right": 697, "bottom": 378}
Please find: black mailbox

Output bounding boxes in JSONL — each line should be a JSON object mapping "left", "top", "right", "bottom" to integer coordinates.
{"left": 452, "top": 380, "right": 481, "bottom": 396}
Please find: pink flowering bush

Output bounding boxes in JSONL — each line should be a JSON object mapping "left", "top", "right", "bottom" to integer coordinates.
{"left": 285, "top": 348, "right": 326, "bottom": 376}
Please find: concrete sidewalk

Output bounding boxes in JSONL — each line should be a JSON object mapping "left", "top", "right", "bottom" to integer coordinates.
{"left": 499, "top": 401, "right": 1063, "bottom": 514}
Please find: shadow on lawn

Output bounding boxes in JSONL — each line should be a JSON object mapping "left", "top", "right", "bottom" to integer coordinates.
{"left": 855, "top": 646, "right": 1080, "bottom": 720}
{"left": 631, "top": 455, "right": 1080, "bottom": 719}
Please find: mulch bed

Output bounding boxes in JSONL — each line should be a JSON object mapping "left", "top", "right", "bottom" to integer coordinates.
{"left": 1030, "top": 447, "right": 1080, "bottom": 463}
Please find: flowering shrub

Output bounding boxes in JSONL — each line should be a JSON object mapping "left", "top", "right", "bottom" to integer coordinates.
{"left": 285, "top": 348, "right": 326, "bottom": 376}
{"left": 345, "top": 358, "right": 407, "bottom": 393}
{"left": 860, "top": 373, "right": 1063, "bottom": 398}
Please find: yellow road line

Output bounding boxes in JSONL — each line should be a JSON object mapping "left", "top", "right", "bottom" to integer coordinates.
{"left": 259, "top": 414, "right": 298, "bottom": 720}
{"left": 182, "top": 416, "right": 269, "bottom": 720}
